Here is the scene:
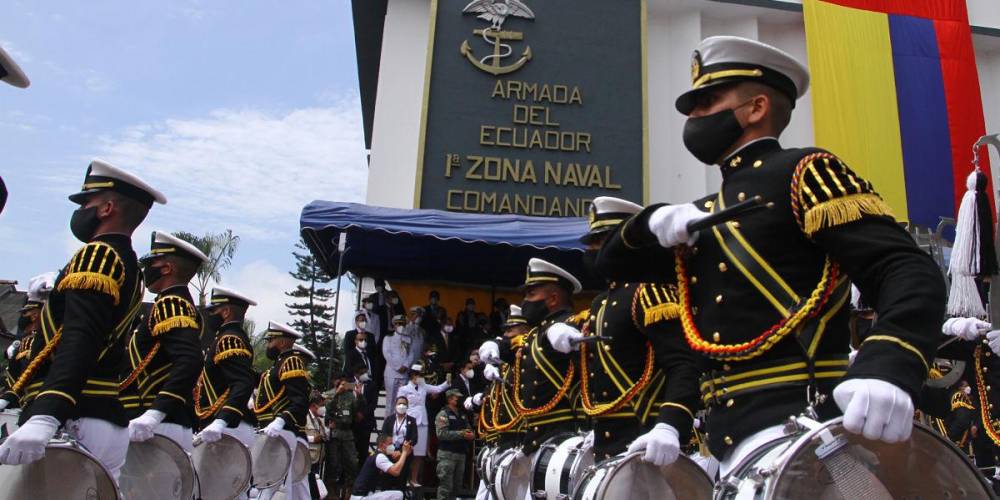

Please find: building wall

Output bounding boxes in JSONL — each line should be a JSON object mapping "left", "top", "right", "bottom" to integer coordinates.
{"left": 367, "top": 0, "right": 1000, "bottom": 209}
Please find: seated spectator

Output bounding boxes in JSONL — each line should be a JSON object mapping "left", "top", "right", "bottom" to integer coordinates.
{"left": 350, "top": 434, "right": 412, "bottom": 500}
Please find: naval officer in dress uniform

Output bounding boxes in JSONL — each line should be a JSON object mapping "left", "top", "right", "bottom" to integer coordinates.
{"left": 548, "top": 197, "right": 702, "bottom": 463}
{"left": 597, "top": 36, "right": 946, "bottom": 476}
{"left": 196, "top": 286, "right": 260, "bottom": 454}
{"left": 0, "top": 160, "right": 165, "bottom": 481}
{"left": 478, "top": 257, "right": 584, "bottom": 499}
{"left": 1, "top": 273, "right": 57, "bottom": 410}
{"left": 120, "top": 231, "right": 206, "bottom": 452}
{"left": 255, "top": 322, "right": 314, "bottom": 500}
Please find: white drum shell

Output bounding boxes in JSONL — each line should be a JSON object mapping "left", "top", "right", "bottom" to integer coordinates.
{"left": 573, "top": 452, "right": 713, "bottom": 500}
{"left": 250, "top": 433, "right": 292, "bottom": 489}
{"left": 120, "top": 434, "right": 195, "bottom": 500}
{"left": 293, "top": 441, "right": 310, "bottom": 482}
{"left": 491, "top": 448, "right": 532, "bottom": 500}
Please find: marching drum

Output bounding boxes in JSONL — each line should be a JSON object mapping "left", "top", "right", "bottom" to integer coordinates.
{"left": 573, "top": 452, "right": 712, "bottom": 500}
{"left": 250, "top": 432, "right": 292, "bottom": 490}
{"left": 476, "top": 444, "right": 499, "bottom": 487}
{"left": 490, "top": 447, "right": 533, "bottom": 500}
{"left": 308, "top": 441, "right": 324, "bottom": 465}
{"left": 292, "top": 440, "right": 310, "bottom": 482}
{"left": 0, "top": 438, "right": 121, "bottom": 500}
{"left": 716, "top": 416, "right": 994, "bottom": 500}
{"left": 192, "top": 433, "right": 252, "bottom": 500}
{"left": 120, "top": 434, "right": 196, "bottom": 500}
{"left": 530, "top": 433, "right": 594, "bottom": 500}
{"left": 0, "top": 409, "right": 20, "bottom": 437}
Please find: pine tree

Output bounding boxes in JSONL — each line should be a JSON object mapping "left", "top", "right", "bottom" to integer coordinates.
{"left": 286, "top": 240, "right": 338, "bottom": 389}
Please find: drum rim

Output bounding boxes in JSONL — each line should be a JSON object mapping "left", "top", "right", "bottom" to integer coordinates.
{"left": 121, "top": 434, "right": 196, "bottom": 500}
{"left": 251, "top": 433, "right": 292, "bottom": 489}
{"left": 765, "top": 416, "right": 993, "bottom": 497}
{"left": 293, "top": 441, "right": 310, "bottom": 482}
{"left": 492, "top": 446, "right": 530, "bottom": 499}
{"left": 539, "top": 434, "right": 589, "bottom": 498}
{"left": 192, "top": 432, "right": 253, "bottom": 499}
{"left": 528, "top": 432, "right": 580, "bottom": 494}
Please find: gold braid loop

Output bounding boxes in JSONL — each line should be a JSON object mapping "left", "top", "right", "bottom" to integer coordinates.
{"left": 974, "top": 345, "right": 1000, "bottom": 446}
{"left": 512, "top": 343, "right": 575, "bottom": 417}
{"left": 578, "top": 340, "right": 655, "bottom": 416}
{"left": 674, "top": 246, "right": 839, "bottom": 361}
{"left": 10, "top": 332, "right": 61, "bottom": 395}
{"left": 193, "top": 374, "right": 231, "bottom": 419}
{"left": 119, "top": 342, "right": 161, "bottom": 391}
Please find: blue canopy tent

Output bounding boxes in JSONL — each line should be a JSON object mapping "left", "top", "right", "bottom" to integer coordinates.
{"left": 299, "top": 201, "right": 603, "bottom": 290}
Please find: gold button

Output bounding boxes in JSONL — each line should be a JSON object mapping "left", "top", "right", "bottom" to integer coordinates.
{"left": 712, "top": 332, "right": 721, "bottom": 342}
{"left": 724, "top": 436, "right": 733, "bottom": 445}
{"left": 715, "top": 294, "right": 724, "bottom": 304}
{"left": 533, "top": 440, "right": 539, "bottom": 446}
{"left": 729, "top": 157, "right": 742, "bottom": 167}
{"left": 737, "top": 192, "right": 746, "bottom": 202}
{"left": 704, "top": 201, "right": 714, "bottom": 209}
{"left": 602, "top": 391, "right": 609, "bottom": 397}
{"left": 731, "top": 221, "right": 740, "bottom": 229}
{"left": 691, "top": 246, "right": 699, "bottom": 255}
{"left": 753, "top": 160, "right": 763, "bottom": 168}
{"left": 603, "top": 344, "right": 612, "bottom": 352}
{"left": 718, "top": 262, "right": 728, "bottom": 272}
{"left": 726, "top": 399, "right": 734, "bottom": 408}
{"left": 533, "top": 380, "right": 538, "bottom": 386}
{"left": 603, "top": 322, "right": 608, "bottom": 327}
{"left": 520, "top": 384, "right": 525, "bottom": 389}
{"left": 611, "top": 301, "right": 617, "bottom": 307}
{"left": 723, "top": 364, "right": 731, "bottom": 372}
{"left": 604, "top": 431, "right": 611, "bottom": 438}
{"left": 691, "top": 276, "right": 698, "bottom": 285}
{"left": 533, "top": 427, "right": 539, "bottom": 432}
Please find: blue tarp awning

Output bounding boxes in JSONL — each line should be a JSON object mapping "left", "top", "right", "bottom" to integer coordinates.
{"left": 299, "top": 201, "right": 601, "bottom": 289}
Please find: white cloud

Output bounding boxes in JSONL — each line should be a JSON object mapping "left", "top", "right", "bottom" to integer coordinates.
{"left": 96, "top": 96, "right": 368, "bottom": 241}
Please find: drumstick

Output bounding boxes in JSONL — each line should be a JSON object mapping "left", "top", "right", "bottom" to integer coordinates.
{"left": 192, "top": 435, "right": 203, "bottom": 447}
{"left": 685, "top": 196, "right": 769, "bottom": 234}
{"left": 569, "top": 336, "right": 611, "bottom": 346}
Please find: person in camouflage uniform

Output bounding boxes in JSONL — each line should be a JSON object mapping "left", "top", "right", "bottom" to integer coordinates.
{"left": 325, "top": 371, "right": 364, "bottom": 500}
{"left": 435, "top": 388, "right": 474, "bottom": 500}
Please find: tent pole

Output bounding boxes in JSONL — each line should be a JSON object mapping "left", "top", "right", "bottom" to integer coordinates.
{"left": 330, "top": 233, "right": 348, "bottom": 385}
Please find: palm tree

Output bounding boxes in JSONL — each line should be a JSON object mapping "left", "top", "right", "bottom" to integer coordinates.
{"left": 173, "top": 230, "right": 240, "bottom": 307}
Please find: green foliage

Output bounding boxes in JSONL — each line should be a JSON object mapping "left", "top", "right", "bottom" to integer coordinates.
{"left": 173, "top": 230, "right": 240, "bottom": 307}
{"left": 286, "top": 240, "right": 339, "bottom": 389}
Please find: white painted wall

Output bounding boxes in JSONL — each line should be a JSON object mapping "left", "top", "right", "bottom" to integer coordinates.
{"left": 365, "top": 0, "right": 1000, "bottom": 208}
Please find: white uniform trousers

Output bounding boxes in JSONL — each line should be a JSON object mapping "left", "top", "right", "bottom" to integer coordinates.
{"left": 476, "top": 480, "right": 490, "bottom": 500}
{"left": 65, "top": 417, "right": 129, "bottom": 483}
{"left": 154, "top": 422, "right": 193, "bottom": 453}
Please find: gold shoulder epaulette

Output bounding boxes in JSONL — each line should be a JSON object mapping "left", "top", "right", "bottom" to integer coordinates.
{"left": 567, "top": 309, "right": 591, "bottom": 328}
{"left": 214, "top": 334, "right": 252, "bottom": 363}
{"left": 57, "top": 242, "right": 126, "bottom": 304}
{"left": 951, "top": 390, "right": 974, "bottom": 411}
{"left": 510, "top": 333, "right": 528, "bottom": 350}
{"left": 279, "top": 354, "right": 309, "bottom": 381}
{"left": 791, "top": 152, "right": 894, "bottom": 236}
{"left": 635, "top": 283, "right": 680, "bottom": 327}
{"left": 151, "top": 295, "right": 199, "bottom": 336}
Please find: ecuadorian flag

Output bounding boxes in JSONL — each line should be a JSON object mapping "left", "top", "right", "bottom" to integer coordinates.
{"left": 804, "top": 0, "right": 993, "bottom": 229}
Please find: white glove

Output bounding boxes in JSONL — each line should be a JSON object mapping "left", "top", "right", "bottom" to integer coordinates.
{"left": 479, "top": 341, "right": 501, "bottom": 365}
{"left": 5, "top": 341, "right": 20, "bottom": 360}
{"left": 942, "top": 317, "right": 991, "bottom": 341}
{"left": 987, "top": 330, "right": 1000, "bottom": 356}
{"left": 0, "top": 415, "right": 59, "bottom": 465}
{"left": 834, "top": 378, "right": 913, "bottom": 443}
{"left": 484, "top": 364, "right": 502, "bottom": 383}
{"left": 647, "top": 203, "right": 706, "bottom": 249}
{"left": 472, "top": 393, "right": 484, "bottom": 406}
{"left": 627, "top": 423, "right": 680, "bottom": 466}
{"left": 0, "top": 400, "right": 8, "bottom": 411}
{"left": 582, "top": 430, "right": 594, "bottom": 450}
{"left": 264, "top": 417, "right": 286, "bottom": 438}
{"left": 463, "top": 397, "right": 475, "bottom": 412}
{"left": 128, "top": 409, "right": 165, "bottom": 442}
{"left": 546, "top": 323, "right": 583, "bottom": 354}
{"left": 199, "top": 419, "right": 227, "bottom": 444}
{"left": 848, "top": 347, "right": 858, "bottom": 366}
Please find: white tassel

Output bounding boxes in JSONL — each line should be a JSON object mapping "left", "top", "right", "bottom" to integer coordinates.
{"left": 948, "top": 172, "right": 986, "bottom": 317}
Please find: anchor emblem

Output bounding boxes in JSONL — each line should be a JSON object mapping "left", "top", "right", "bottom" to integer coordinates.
{"left": 461, "top": 0, "right": 535, "bottom": 76}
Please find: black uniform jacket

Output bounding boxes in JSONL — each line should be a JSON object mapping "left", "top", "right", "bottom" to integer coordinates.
{"left": 499, "top": 308, "right": 578, "bottom": 452}
{"left": 255, "top": 348, "right": 312, "bottom": 436}
{"left": 120, "top": 285, "right": 202, "bottom": 427}
{"left": 196, "top": 321, "right": 257, "bottom": 428}
{"left": 19, "top": 234, "right": 144, "bottom": 426}
{"left": 2, "top": 330, "right": 38, "bottom": 408}
{"left": 597, "top": 139, "right": 946, "bottom": 456}
{"left": 938, "top": 338, "right": 1000, "bottom": 449}
{"left": 580, "top": 281, "right": 701, "bottom": 443}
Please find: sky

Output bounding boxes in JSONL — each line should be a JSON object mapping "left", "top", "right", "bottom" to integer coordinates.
{"left": 0, "top": 1, "right": 367, "bottom": 334}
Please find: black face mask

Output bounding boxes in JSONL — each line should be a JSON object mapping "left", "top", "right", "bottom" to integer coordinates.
{"left": 582, "top": 249, "right": 601, "bottom": 279}
{"left": 682, "top": 107, "right": 746, "bottom": 165}
{"left": 16, "top": 315, "right": 30, "bottom": 334}
{"left": 142, "top": 264, "right": 165, "bottom": 291}
{"left": 520, "top": 299, "right": 549, "bottom": 326}
{"left": 204, "top": 312, "right": 224, "bottom": 333}
{"left": 70, "top": 206, "right": 101, "bottom": 243}
{"left": 266, "top": 346, "right": 281, "bottom": 360}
